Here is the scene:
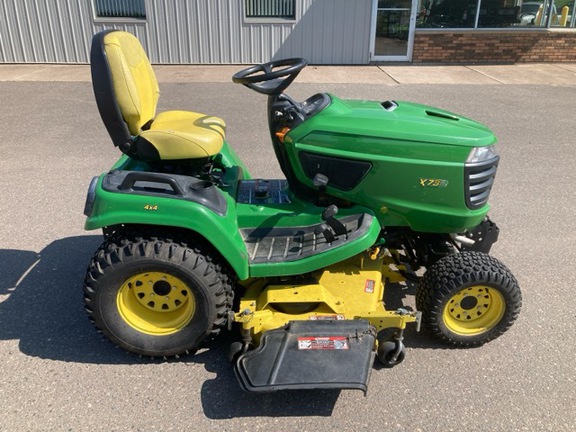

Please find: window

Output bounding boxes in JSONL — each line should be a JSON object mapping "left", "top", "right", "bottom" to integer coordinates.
{"left": 417, "top": 0, "right": 576, "bottom": 29}
{"left": 94, "top": 0, "right": 146, "bottom": 19}
{"left": 245, "top": 0, "right": 296, "bottom": 20}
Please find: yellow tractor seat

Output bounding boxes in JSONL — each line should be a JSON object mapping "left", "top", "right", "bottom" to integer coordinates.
{"left": 90, "top": 30, "right": 225, "bottom": 161}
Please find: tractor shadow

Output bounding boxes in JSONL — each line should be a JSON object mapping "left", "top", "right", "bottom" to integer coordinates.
{"left": 0, "top": 235, "right": 449, "bottom": 418}
{"left": 0, "top": 236, "right": 141, "bottom": 364}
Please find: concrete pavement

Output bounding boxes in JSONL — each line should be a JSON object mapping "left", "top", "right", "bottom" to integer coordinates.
{"left": 1, "top": 64, "right": 576, "bottom": 431}
{"left": 1, "top": 62, "right": 576, "bottom": 85}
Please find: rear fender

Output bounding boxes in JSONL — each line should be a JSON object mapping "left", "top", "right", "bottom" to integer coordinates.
{"left": 85, "top": 176, "right": 249, "bottom": 280}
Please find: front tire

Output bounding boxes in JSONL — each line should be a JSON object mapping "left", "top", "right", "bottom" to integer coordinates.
{"left": 416, "top": 251, "right": 521, "bottom": 347}
{"left": 83, "top": 230, "right": 233, "bottom": 357}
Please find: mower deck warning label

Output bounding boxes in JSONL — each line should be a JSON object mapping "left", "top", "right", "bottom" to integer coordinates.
{"left": 297, "top": 336, "right": 349, "bottom": 350}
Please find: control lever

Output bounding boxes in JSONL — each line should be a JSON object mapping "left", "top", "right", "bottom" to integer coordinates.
{"left": 314, "top": 204, "right": 348, "bottom": 244}
{"left": 322, "top": 205, "right": 348, "bottom": 236}
{"left": 313, "top": 173, "right": 328, "bottom": 206}
{"left": 314, "top": 223, "right": 335, "bottom": 243}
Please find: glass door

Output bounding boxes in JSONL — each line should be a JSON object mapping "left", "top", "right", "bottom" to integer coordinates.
{"left": 370, "top": 0, "right": 418, "bottom": 61}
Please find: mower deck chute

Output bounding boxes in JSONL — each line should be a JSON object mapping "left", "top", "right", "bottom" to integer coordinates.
{"left": 234, "top": 320, "right": 376, "bottom": 393}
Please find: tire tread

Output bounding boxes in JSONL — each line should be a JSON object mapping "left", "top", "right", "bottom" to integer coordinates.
{"left": 83, "top": 228, "right": 234, "bottom": 357}
{"left": 416, "top": 251, "right": 522, "bottom": 347}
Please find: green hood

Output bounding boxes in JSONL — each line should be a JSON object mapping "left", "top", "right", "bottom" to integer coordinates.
{"left": 290, "top": 95, "right": 496, "bottom": 150}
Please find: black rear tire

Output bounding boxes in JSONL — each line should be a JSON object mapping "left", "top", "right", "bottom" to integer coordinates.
{"left": 416, "top": 251, "right": 521, "bottom": 347}
{"left": 83, "top": 230, "right": 233, "bottom": 357}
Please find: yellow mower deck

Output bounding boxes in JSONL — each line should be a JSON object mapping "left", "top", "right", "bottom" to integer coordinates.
{"left": 235, "top": 251, "right": 419, "bottom": 339}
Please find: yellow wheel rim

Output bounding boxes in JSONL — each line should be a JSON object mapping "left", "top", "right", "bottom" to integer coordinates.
{"left": 442, "top": 285, "right": 505, "bottom": 336}
{"left": 117, "top": 271, "right": 195, "bottom": 336}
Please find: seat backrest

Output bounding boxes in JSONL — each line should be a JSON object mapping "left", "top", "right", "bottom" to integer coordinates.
{"left": 91, "top": 30, "right": 159, "bottom": 151}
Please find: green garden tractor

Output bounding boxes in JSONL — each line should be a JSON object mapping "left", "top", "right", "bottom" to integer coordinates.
{"left": 83, "top": 30, "right": 522, "bottom": 393}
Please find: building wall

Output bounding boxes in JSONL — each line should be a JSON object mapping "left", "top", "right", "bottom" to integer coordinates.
{"left": 0, "top": 0, "right": 101, "bottom": 63}
{"left": 0, "top": 0, "right": 372, "bottom": 64}
{"left": 413, "top": 29, "right": 576, "bottom": 63}
{"left": 5, "top": 0, "right": 573, "bottom": 65}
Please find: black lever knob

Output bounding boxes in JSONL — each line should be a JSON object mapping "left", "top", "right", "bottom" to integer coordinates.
{"left": 314, "top": 223, "right": 336, "bottom": 243}
{"left": 322, "top": 204, "right": 338, "bottom": 220}
{"left": 313, "top": 173, "right": 328, "bottom": 188}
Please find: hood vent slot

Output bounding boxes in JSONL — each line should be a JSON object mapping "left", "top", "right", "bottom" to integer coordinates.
{"left": 381, "top": 100, "right": 398, "bottom": 111}
{"left": 426, "top": 110, "right": 459, "bottom": 121}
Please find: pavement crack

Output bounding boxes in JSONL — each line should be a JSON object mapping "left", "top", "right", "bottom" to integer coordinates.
{"left": 466, "top": 66, "right": 505, "bottom": 84}
{"left": 377, "top": 66, "right": 400, "bottom": 85}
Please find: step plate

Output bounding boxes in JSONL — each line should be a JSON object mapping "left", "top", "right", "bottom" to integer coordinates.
{"left": 234, "top": 320, "right": 376, "bottom": 393}
{"left": 241, "top": 213, "right": 373, "bottom": 264}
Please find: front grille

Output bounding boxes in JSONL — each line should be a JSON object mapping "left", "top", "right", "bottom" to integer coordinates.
{"left": 464, "top": 156, "right": 499, "bottom": 210}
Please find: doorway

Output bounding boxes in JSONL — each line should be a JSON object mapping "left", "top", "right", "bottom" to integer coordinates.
{"left": 370, "top": 0, "right": 418, "bottom": 61}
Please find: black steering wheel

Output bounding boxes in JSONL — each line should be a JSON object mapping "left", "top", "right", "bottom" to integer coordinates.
{"left": 232, "top": 58, "right": 308, "bottom": 95}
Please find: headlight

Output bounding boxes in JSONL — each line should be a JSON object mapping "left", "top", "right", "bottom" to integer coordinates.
{"left": 466, "top": 145, "right": 498, "bottom": 164}
{"left": 83, "top": 176, "right": 99, "bottom": 217}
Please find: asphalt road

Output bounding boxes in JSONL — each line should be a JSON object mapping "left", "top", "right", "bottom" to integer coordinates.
{"left": 0, "top": 78, "right": 575, "bottom": 431}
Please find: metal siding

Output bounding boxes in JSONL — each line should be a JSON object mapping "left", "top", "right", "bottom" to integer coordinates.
{"left": 0, "top": 1, "right": 20, "bottom": 62}
{"left": 0, "top": 0, "right": 146, "bottom": 63}
{"left": 0, "top": 0, "right": 92, "bottom": 63}
{"left": 149, "top": 0, "right": 243, "bottom": 64}
{"left": 0, "top": 0, "right": 372, "bottom": 64}
{"left": 264, "top": 0, "right": 372, "bottom": 64}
